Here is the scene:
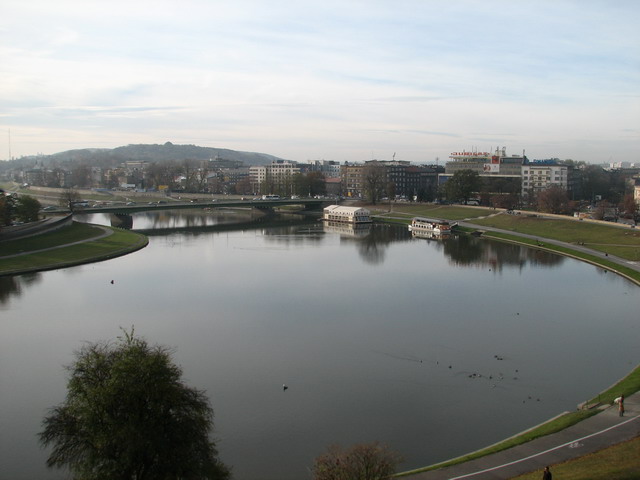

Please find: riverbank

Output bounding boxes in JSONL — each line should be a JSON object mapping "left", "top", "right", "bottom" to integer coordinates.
{"left": 0, "top": 221, "right": 148, "bottom": 276}
{"left": 370, "top": 205, "right": 640, "bottom": 285}
{"left": 366, "top": 204, "right": 640, "bottom": 477}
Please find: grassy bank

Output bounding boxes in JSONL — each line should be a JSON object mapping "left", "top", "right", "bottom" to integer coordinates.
{"left": 512, "top": 436, "right": 640, "bottom": 480}
{"left": 480, "top": 230, "right": 640, "bottom": 285}
{"left": 471, "top": 214, "right": 640, "bottom": 261}
{"left": 371, "top": 204, "right": 640, "bottom": 284}
{"left": 0, "top": 222, "right": 148, "bottom": 276}
{"left": 398, "top": 355, "right": 640, "bottom": 477}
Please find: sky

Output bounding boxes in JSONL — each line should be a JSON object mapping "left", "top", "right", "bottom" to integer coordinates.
{"left": 1, "top": 0, "right": 639, "bottom": 164}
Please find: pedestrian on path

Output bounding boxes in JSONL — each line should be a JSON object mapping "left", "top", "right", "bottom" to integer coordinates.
{"left": 617, "top": 395, "right": 625, "bottom": 417}
{"left": 542, "top": 466, "right": 552, "bottom": 480}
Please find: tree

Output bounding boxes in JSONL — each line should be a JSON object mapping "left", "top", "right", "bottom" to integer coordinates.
{"left": 363, "top": 162, "right": 386, "bottom": 204}
{"left": 0, "top": 194, "right": 15, "bottom": 226}
{"left": 580, "top": 164, "right": 609, "bottom": 203}
{"left": 59, "top": 187, "right": 82, "bottom": 211}
{"left": 619, "top": 194, "right": 639, "bottom": 221}
{"left": 71, "top": 164, "right": 92, "bottom": 188}
{"left": 445, "top": 169, "right": 480, "bottom": 204}
{"left": 537, "top": 185, "right": 570, "bottom": 214}
{"left": 39, "top": 329, "right": 230, "bottom": 480}
{"left": 15, "top": 195, "right": 41, "bottom": 222}
{"left": 312, "top": 442, "right": 402, "bottom": 480}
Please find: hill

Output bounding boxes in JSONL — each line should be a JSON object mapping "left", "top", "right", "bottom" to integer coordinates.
{"left": 5, "top": 142, "right": 286, "bottom": 169}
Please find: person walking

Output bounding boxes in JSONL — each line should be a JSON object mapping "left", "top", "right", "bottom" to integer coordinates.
{"left": 618, "top": 395, "right": 625, "bottom": 417}
{"left": 542, "top": 466, "right": 552, "bottom": 480}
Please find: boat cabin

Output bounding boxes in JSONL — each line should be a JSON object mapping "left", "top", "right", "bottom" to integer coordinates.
{"left": 323, "top": 205, "right": 372, "bottom": 224}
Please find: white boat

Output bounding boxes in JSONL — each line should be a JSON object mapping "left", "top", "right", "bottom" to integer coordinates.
{"left": 408, "top": 217, "right": 456, "bottom": 235}
{"left": 323, "top": 205, "right": 372, "bottom": 224}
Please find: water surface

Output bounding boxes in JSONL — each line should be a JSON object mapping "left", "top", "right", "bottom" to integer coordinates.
{"left": 1, "top": 211, "right": 638, "bottom": 480}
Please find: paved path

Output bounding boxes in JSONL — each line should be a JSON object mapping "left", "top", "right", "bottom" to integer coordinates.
{"left": 0, "top": 226, "right": 113, "bottom": 259}
{"left": 405, "top": 393, "right": 640, "bottom": 479}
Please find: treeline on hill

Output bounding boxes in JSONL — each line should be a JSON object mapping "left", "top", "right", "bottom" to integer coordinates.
{"left": 0, "top": 142, "right": 284, "bottom": 171}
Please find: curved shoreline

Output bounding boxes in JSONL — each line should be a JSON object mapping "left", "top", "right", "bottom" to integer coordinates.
{"left": 0, "top": 223, "right": 148, "bottom": 277}
{"left": 2, "top": 214, "right": 637, "bottom": 476}
{"left": 385, "top": 218, "right": 640, "bottom": 477}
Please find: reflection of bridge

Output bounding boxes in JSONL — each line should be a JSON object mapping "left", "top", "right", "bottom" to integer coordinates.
{"left": 133, "top": 215, "right": 320, "bottom": 236}
{"left": 78, "top": 198, "right": 328, "bottom": 215}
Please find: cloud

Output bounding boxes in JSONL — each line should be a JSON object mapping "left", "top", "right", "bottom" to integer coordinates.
{"left": 0, "top": 0, "right": 638, "bottom": 163}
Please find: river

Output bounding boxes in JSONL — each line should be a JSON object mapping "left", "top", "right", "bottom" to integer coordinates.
{"left": 1, "top": 210, "right": 638, "bottom": 480}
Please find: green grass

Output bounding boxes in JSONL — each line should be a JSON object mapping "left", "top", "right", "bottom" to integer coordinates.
{"left": 511, "top": 436, "right": 640, "bottom": 480}
{"left": 398, "top": 361, "right": 639, "bottom": 477}
{"left": 587, "top": 364, "right": 640, "bottom": 406}
{"left": 481, "top": 231, "right": 640, "bottom": 285}
{"left": 371, "top": 204, "right": 495, "bottom": 220}
{"left": 471, "top": 215, "right": 640, "bottom": 259}
{"left": 0, "top": 222, "right": 148, "bottom": 275}
{"left": 397, "top": 410, "right": 599, "bottom": 477}
{"left": 0, "top": 222, "right": 103, "bottom": 255}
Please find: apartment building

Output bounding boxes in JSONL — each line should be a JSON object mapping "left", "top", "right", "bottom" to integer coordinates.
{"left": 521, "top": 160, "right": 571, "bottom": 198}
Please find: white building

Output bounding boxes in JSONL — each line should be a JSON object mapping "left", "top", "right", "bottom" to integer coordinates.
{"left": 521, "top": 162, "right": 569, "bottom": 198}
{"left": 249, "top": 161, "right": 300, "bottom": 194}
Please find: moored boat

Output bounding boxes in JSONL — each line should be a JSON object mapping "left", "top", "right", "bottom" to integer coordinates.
{"left": 408, "top": 217, "right": 456, "bottom": 234}
{"left": 323, "top": 205, "right": 372, "bottom": 224}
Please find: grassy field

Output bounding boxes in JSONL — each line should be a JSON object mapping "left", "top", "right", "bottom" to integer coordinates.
{"left": 370, "top": 203, "right": 495, "bottom": 221}
{"left": 511, "top": 436, "right": 640, "bottom": 480}
{"left": 0, "top": 222, "right": 148, "bottom": 275}
{"left": 470, "top": 214, "right": 640, "bottom": 260}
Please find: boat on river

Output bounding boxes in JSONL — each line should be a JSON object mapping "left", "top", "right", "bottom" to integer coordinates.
{"left": 408, "top": 217, "right": 457, "bottom": 237}
{"left": 323, "top": 205, "right": 372, "bottom": 224}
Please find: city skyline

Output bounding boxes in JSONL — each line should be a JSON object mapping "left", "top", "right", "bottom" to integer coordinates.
{"left": 1, "top": 0, "right": 639, "bottom": 164}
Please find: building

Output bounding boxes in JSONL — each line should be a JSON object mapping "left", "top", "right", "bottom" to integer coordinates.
{"left": 521, "top": 160, "right": 571, "bottom": 199}
{"left": 441, "top": 147, "right": 527, "bottom": 199}
{"left": 341, "top": 163, "right": 365, "bottom": 198}
{"left": 249, "top": 161, "right": 300, "bottom": 195}
{"left": 305, "top": 160, "right": 342, "bottom": 178}
{"left": 341, "top": 160, "right": 440, "bottom": 200}
{"left": 445, "top": 147, "right": 526, "bottom": 177}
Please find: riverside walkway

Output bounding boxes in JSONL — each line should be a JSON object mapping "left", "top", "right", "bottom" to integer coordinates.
{"left": 405, "top": 393, "right": 639, "bottom": 479}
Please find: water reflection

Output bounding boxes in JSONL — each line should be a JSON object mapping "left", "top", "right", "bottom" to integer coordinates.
{"left": 0, "top": 272, "right": 42, "bottom": 305}
{"left": 436, "top": 235, "right": 564, "bottom": 272}
{"left": 2, "top": 211, "right": 639, "bottom": 480}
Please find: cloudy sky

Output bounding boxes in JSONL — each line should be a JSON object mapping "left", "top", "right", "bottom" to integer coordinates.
{"left": 1, "top": 0, "right": 638, "bottom": 163}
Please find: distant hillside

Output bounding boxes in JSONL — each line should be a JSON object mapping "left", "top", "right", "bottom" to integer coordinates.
{"left": 9, "top": 142, "right": 286, "bottom": 168}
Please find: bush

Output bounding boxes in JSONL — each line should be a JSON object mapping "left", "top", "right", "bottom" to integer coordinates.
{"left": 312, "top": 442, "right": 402, "bottom": 480}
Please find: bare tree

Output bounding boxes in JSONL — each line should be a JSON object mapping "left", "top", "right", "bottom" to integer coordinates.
{"left": 363, "top": 162, "right": 386, "bottom": 204}
{"left": 537, "top": 185, "right": 570, "bottom": 214}
{"left": 312, "top": 442, "right": 402, "bottom": 480}
{"left": 59, "top": 187, "right": 82, "bottom": 211}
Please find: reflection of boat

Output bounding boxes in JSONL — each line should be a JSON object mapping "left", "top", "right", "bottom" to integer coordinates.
{"left": 323, "top": 205, "right": 372, "bottom": 224}
{"left": 323, "top": 221, "right": 372, "bottom": 237}
{"left": 408, "top": 217, "right": 456, "bottom": 235}
{"left": 411, "top": 229, "right": 451, "bottom": 240}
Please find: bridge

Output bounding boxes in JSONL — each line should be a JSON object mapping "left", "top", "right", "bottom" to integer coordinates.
{"left": 65, "top": 197, "right": 330, "bottom": 215}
